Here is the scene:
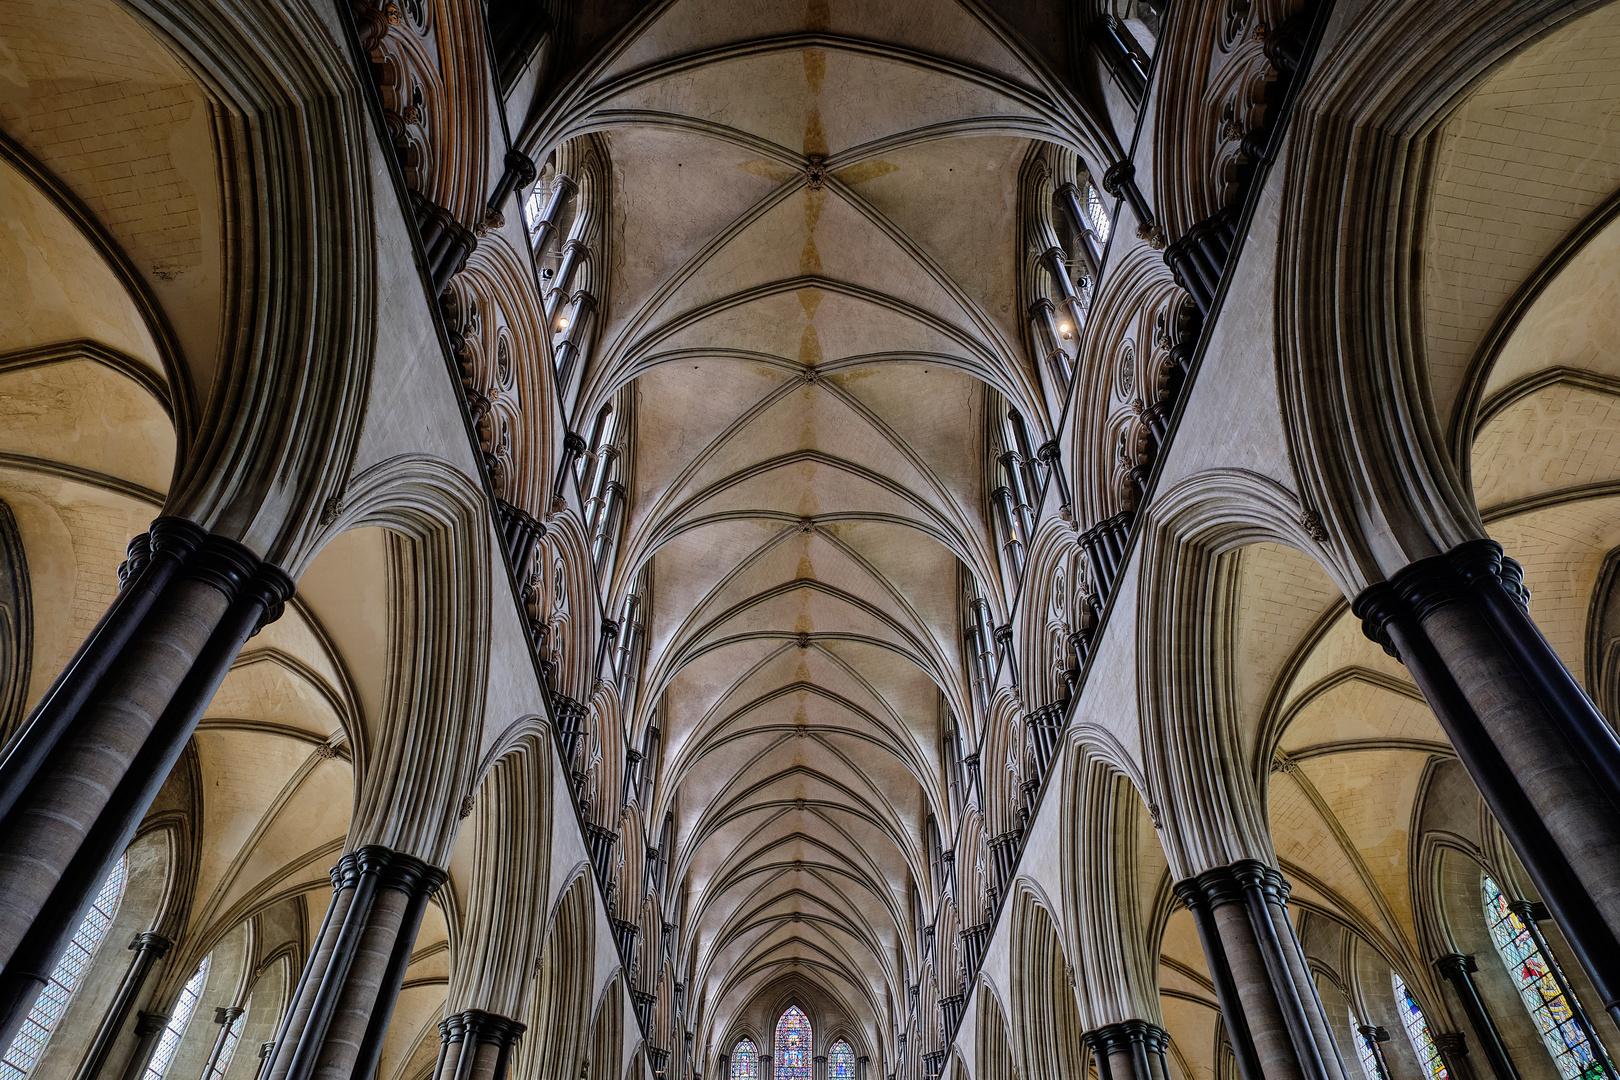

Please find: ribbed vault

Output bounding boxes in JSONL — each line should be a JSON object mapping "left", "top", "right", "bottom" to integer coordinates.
{"left": 540, "top": 0, "right": 1106, "bottom": 1056}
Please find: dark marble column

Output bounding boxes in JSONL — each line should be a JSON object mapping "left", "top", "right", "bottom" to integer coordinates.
{"left": 120, "top": 1010, "right": 170, "bottom": 1080}
{"left": 0, "top": 519, "right": 294, "bottom": 1049}
{"left": 1174, "top": 862, "right": 1349, "bottom": 1080}
{"left": 1436, "top": 955, "right": 1518, "bottom": 1080}
{"left": 1355, "top": 540, "right": 1620, "bottom": 1026}
{"left": 73, "top": 932, "right": 172, "bottom": 1080}
{"left": 201, "top": 1007, "right": 247, "bottom": 1080}
{"left": 432, "top": 1010, "right": 525, "bottom": 1080}
{"left": 1085, "top": 1020, "right": 1170, "bottom": 1080}
{"left": 1434, "top": 1033, "right": 1477, "bottom": 1080}
{"left": 263, "top": 846, "right": 446, "bottom": 1080}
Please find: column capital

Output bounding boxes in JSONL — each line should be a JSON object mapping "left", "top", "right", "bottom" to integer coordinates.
{"left": 133, "top": 1010, "right": 170, "bottom": 1037}
{"left": 214, "top": 1006, "right": 245, "bottom": 1025}
{"left": 1435, "top": 953, "right": 1478, "bottom": 980}
{"left": 129, "top": 931, "right": 173, "bottom": 956}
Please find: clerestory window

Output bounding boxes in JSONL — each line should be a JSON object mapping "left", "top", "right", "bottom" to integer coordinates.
{"left": 1483, "top": 875, "right": 1613, "bottom": 1080}
{"left": 1392, "top": 971, "right": 1449, "bottom": 1080}
{"left": 0, "top": 857, "right": 128, "bottom": 1080}
{"left": 142, "top": 957, "right": 209, "bottom": 1080}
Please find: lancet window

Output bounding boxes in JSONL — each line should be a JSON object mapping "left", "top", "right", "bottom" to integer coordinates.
{"left": 142, "top": 958, "right": 210, "bottom": 1080}
{"left": 732, "top": 1039, "right": 759, "bottom": 1080}
{"left": 0, "top": 857, "right": 128, "bottom": 1080}
{"left": 775, "top": 1007, "right": 812, "bottom": 1080}
{"left": 1391, "top": 971, "right": 1448, "bottom": 1080}
{"left": 829, "top": 1039, "right": 856, "bottom": 1080}
{"left": 1483, "top": 875, "right": 1613, "bottom": 1080}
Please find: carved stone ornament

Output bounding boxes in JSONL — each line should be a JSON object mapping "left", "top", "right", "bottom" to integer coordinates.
{"left": 805, "top": 153, "right": 827, "bottom": 191}
{"left": 1136, "top": 221, "right": 1168, "bottom": 250}
{"left": 1299, "top": 507, "right": 1329, "bottom": 543}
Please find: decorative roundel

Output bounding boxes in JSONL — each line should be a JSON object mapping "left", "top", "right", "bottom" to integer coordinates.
{"left": 554, "top": 559, "right": 566, "bottom": 604}
{"left": 496, "top": 334, "right": 513, "bottom": 387}
{"left": 1053, "top": 569, "right": 1065, "bottom": 613}
{"left": 402, "top": 0, "right": 429, "bottom": 33}
{"left": 1117, "top": 344, "right": 1135, "bottom": 398}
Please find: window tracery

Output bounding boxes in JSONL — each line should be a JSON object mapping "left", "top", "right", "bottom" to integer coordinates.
{"left": 1483, "top": 875, "right": 1612, "bottom": 1080}
{"left": 775, "top": 1007, "right": 812, "bottom": 1080}
{"left": 1391, "top": 972, "right": 1448, "bottom": 1080}
{"left": 0, "top": 857, "right": 127, "bottom": 1080}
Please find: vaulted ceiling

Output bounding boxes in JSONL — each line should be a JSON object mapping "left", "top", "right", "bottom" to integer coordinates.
{"left": 545, "top": 0, "right": 1106, "bottom": 1051}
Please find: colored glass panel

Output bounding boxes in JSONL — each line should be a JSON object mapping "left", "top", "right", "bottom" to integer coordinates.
{"left": 143, "top": 958, "right": 209, "bottom": 1080}
{"left": 0, "top": 857, "right": 128, "bottom": 1080}
{"left": 1483, "top": 876, "right": 1612, "bottom": 1080}
{"left": 733, "top": 1039, "right": 758, "bottom": 1080}
{"left": 829, "top": 1040, "right": 856, "bottom": 1080}
{"left": 1392, "top": 972, "right": 1449, "bottom": 1080}
{"left": 775, "top": 1007, "right": 812, "bottom": 1080}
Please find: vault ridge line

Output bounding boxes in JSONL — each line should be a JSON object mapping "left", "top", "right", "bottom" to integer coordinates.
{"left": 581, "top": 178, "right": 804, "bottom": 408}
{"left": 617, "top": 275, "right": 1002, "bottom": 384}
{"left": 690, "top": 835, "right": 905, "bottom": 983}
{"left": 562, "top": 32, "right": 1060, "bottom": 133}
{"left": 819, "top": 173, "right": 1048, "bottom": 436}
{"left": 684, "top": 780, "right": 915, "bottom": 905}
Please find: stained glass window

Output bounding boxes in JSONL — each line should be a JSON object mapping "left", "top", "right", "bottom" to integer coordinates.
{"left": 775, "top": 1007, "right": 812, "bottom": 1080}
{"left": 0, "top": 856, "right": 128, "bottom": 1080}
{"left": 732, "top": 1038, "right": 758, "bottom": 1080}
{"left": 1348, "top": 1010, "right": 1384, "bottom": 1080}
{"left": 142, "top": 957, "right": 209, "bottom": 1080}
{"left": 206, "top": 1000, "right": 249, "bottom": 1080}
{"left": 1483, "top": 876, "right": 1612, "bottom": 1080}
{"left": 1392, "top": 972, "right": 1449, "bottom": 1080}
{"left": 829, "top": 1040, "right": 856, "bottom": 1080}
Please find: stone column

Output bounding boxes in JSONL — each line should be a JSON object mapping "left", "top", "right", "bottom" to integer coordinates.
{"left": 814, "top": 1056, "right": 827, "bottom": 1080}
{"left": 121, "top": 1010, "right": 171, "bottom": 1080}
{"left": 528, "top": 174, "right": 578, "bottom": 253}
{"left": 760, "top": 1055, "right": 772, "bottom": 1080}
{"left": 1085, "top": 1021, "right": 1170, "bottom": 1080}
{"left": 855, "top": 1056, "right": 868, "bottom": 1080}
{"left": 73, "top": 931, "right": 172, "bottom": 1080}
{"left": 545, "top": 241, "right": 590, "bottom": 320}
{"left": 201, "top": 1007, "right": 247, "bottom": 1080}
{"left": 1175, "top": 862, "right": 1350, "bottom": 1080}
{"left": 1436, "top": 955, "right": 1518, "bottom": 1080}
{"left": 263, "top": 846, "right": 446, "bottom": 1080}
{"left": 1355, "top": 540, "right": 1620, "bottom": 1027}
{"left": 1053, "top": 181, "right": 1102, "bottom": 280}
{"left": 0, "top": 520, "right": 294, "bottom": 1049}
{"left": 1433, "top": 1033, "right": 1477, "bottom": 1080}
{"left": 1355, "top": 1027, "right": 1390, "bottom": 1080}
{"left": 718, "top": 1053, "right": 729, "bottom": 1080}
{"left": 433, "top": 1010, "right": 526, "bottom": 1080}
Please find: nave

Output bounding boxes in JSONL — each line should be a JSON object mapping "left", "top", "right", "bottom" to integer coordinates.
{"left": 3, "top": 3, "right": 1620, "bottom": 1080}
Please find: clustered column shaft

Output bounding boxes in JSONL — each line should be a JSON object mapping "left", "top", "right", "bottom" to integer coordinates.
{"left": 263, "top": 846, "right": 447, "bottom": 1080}
{"left": 1175, "top": 862, "right": 1349, "bottom": 1080}
{"left": 1355, "top": 539, "right": 1620, "bottom": 1026}
{"left": 433, "top": 1009, "right": 526, "bottom": 1080}
{"left": 0, "top": 519, "right": 294, "bottom": 1051}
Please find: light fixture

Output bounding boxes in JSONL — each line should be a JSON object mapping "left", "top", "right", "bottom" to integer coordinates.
{"left": 558, "top": 317, "right": 569, "bottom": 329}
{"left": 1059, "top": 322, "right": 1072, "bottom": 339}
